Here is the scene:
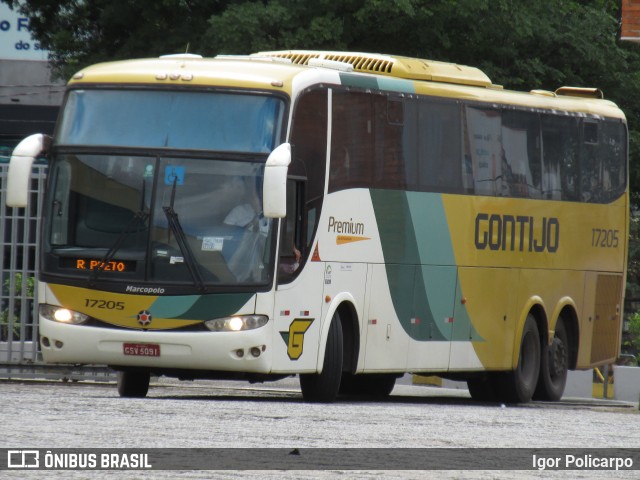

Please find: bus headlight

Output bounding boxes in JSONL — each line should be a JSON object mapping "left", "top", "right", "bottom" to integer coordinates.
{"left": 204, "top": 315, "right": 268, "bottom": 332}
{"left": 40, "top": 304, "right": 90, "bottom": 325}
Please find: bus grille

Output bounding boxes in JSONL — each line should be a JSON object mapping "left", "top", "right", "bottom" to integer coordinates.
{"left": 268, "top": 52, "right": 394, "bottom": 74}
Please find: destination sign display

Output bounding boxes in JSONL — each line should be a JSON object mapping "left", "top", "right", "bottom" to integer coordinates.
{"left": 59, "top": 258, "right": 136, "bottom": 272}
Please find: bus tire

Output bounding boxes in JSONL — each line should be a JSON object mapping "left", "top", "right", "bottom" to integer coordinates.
{"left": 117, "top": 370, "right": 150, "bottom": 398}
{"left": 300, "top": 312, "right": 343, "bottom": 403}
{"left": 495, "top": 314, "right": 541, "bottom": 403}
{"left": 533, "top": 320, "right": 569, "bottom": 401}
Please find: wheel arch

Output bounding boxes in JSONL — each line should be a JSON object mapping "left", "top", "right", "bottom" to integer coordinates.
{"left": 316, "top": 294, "right": 360, "bottom": 374}
{"left": 335, "top": 301, "right": 360, "bottom": 374}
{"left": 555, "top": 302, "right": 579, "bottom": 371}
{"left": 529, "top": 303, "right": 548, "bottom": 350}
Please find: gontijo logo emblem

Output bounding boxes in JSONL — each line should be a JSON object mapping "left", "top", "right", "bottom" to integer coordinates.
{"left": 280, "top": 318, "right": 314, "bottom": 360}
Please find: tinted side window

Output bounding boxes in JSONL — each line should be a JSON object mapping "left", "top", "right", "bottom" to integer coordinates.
{"left": 329, "top": 90, "right": 373, "bottom": 192}
{"left": 541, "top": 115, "right": 579, "bottom": 201}
{"left": 599, "top": 120, "right": 627, "bottom": 203}
{"left": 501, "top": 109, "right": 542, "bottom": 199}
{"left": 328, "top": 88, "right": 625, "bottom": 204}
{"left": 372, "top": 94, "right": 413, "bottom": 190}
{"left": 289, "top": 88, "right": 328, "bottom": 256}
{"left": 580, "top": 119, "right": 627, "bottom": 203}
{"left": 418, "top": 99, "right": 462, "bottom": 193}
{"left": 464, "top": 106, "right": 502, "bottom": 196}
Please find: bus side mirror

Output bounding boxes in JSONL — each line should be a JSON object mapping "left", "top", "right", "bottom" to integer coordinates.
{"left": 262, "top": 143, "right": 291, "bottom": 218}
{"left": 7, "top": 134, "right": 50, "bottom": 207}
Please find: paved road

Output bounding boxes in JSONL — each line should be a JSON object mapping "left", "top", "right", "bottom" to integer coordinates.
{"left": 1, "top": 376, "right": 639, "bottom": 479}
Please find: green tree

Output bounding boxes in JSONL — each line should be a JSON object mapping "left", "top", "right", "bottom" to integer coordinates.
{"left": 622, "top": 312, "right": 640, "bottom": 364}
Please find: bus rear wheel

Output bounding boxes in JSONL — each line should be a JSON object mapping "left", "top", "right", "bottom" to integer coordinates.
{"left": 534, "top": 320, "right": 569, "bottom": 401}
{"left": 117, "top": 370, "right": 151, "bottom": 398}
{"left": 300, "top": 312, "right": 343, "bottom": 403}
{"left": 495, "top": 315, "right": 541, "bottom": 403}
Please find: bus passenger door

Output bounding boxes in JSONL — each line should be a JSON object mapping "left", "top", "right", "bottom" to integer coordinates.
{"left": 272, "top": 260, "right": 326, "bottom": 373}
{"left": 270, "top": 86, "right": 329, "bottom": 374}
{"left": 271, "top": 179, "right": 325, "bottom": 373}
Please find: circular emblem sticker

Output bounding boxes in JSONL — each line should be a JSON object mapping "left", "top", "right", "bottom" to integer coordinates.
{"left": 137, "top": 310, "right": 152, "bottom": 327}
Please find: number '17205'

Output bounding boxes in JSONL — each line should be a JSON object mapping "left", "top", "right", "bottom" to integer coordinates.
{"left": 84, "top": 299, "right": 125, "bottom": 310}
{"left": 591, "top": 228, "right": 619, "bottom": 248}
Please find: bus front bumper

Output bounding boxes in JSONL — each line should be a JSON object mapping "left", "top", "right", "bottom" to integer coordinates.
{"left": 38, "top": 317, "right": 273, "bottom": 373}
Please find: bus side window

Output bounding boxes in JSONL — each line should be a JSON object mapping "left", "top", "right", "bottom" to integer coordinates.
{"left": 541, "top": 115, "right": 579, "bottom": 201}
{"left": 418, "top": 99, "right": 461, "bottom": 193}
{"left": 599, "top": 120, "right": 626, "bottom": 203}
{"left": 288, "top": 86, "right": 327, "bottom": 264}
{"left": 501, "top": 109, "right": 542, "bottom": 199}
{"left": 580, "top": 120, "right": 600, "bottom": 202}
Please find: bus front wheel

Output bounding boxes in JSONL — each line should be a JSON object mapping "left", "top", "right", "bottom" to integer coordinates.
{"left": 117, "top": 370, "right": 151, "bottom": 398}
{"left": 300, "top": 312, "right": 343, "bottom": 403}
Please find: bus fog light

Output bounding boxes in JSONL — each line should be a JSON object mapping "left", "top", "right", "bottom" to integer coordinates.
{"left": 235, "top": 349, "right": 244, "bottom": 358}
{"left": 54, "top": 340, "right": 64, "bottom": 349}
{"left": 250, "top": 347, "right": 261, "bottom": 357}
{"left": 41, "top": 336, "right": 50, "bottom": 347}
{"left": 205, "top": 315, "right": 268, "bottom": 332}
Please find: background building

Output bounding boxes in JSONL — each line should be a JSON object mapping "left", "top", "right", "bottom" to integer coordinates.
{"left": 1, "top": 4, "right": 61, "bottom": 364}
{"left": 0, "top": 3, "right": 63, "bottom": 160}
{"left": 622, "top": 0, "right": 640, "bottom": 42}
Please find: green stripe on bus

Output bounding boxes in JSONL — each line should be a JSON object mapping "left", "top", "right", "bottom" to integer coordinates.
{"left": 377, "top": 77, "right": 416, "bottom": 94}
{"left": 168, "top": 293, "right": 254, "bottom": 320}
{"left": 338, "top": 72, "right": 379, "bottom": 90}
{"left": 371, "top": 189, "right": 481, "bottom": 342}
{"left": 149, "top": 295, "right": 200, "bottom": 318}
{"left": 406, "top": 192, "right": 455, "bottom": 265}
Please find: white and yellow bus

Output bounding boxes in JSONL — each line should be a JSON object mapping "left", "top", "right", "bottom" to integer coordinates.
{"left": 7, "top": 51, "right": 628, "bottom": 402}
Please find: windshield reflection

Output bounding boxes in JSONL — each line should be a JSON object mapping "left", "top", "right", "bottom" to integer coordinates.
{"left": 46, "top": 154, "right": 274, "bottom": 288}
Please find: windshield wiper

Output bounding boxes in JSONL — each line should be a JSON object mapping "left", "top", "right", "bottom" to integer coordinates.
{"left": 88, "top": 210, "right": 148, "bottom": 287}
{"left": 162, "top": 177, "right": 207, "bottom": 292}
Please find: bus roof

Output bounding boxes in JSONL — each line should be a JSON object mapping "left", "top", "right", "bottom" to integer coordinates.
{"left": 68, "top": 50, "right": 625, "bottom": 121}
{"left": 68, "top": 55, "right": 305, "bottom": 92}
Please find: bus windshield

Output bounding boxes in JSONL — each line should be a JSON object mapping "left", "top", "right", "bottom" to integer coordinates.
{"left": 43, "top": 88, "right": 287, "bottom": 291}
{"left": 45, "top": 154, "right": 275, "bottom": 289}
{"left": 57, "top": 89, "right": 283, "bottom": 153}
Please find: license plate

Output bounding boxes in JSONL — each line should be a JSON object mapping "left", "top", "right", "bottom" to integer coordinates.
{"left": 123, "top": 343, "right": 160, "bottom": 357}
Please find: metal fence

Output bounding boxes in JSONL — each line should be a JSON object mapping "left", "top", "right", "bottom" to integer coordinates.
{"left": 0, "top": 159, "right": 114, "bottom": 381}
{"left": 0, "top": 161, "right": 44, "bottom": 361}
